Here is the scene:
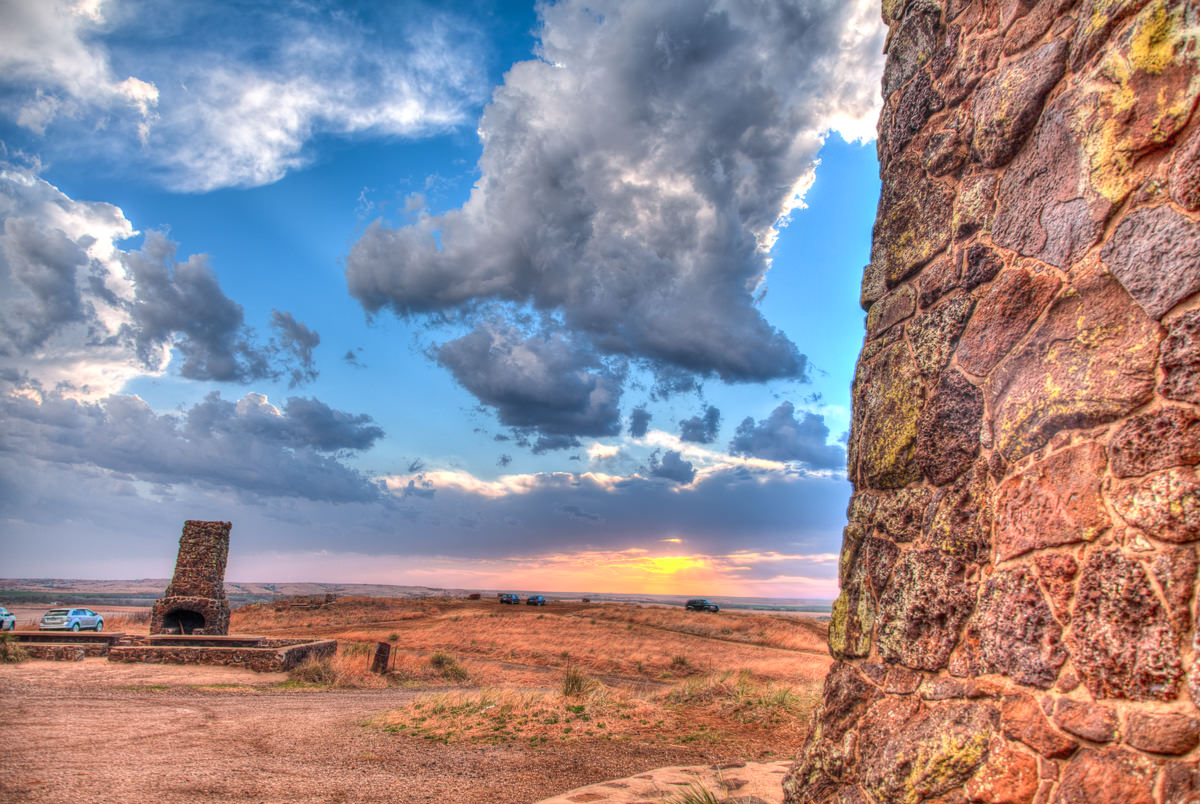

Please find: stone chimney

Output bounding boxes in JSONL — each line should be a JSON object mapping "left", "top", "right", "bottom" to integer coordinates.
{"left": 150, "top": 520, "right": 232, "bottom": 635}
{"left": 785, "top": 0, "right": 1200, "bottom": 802}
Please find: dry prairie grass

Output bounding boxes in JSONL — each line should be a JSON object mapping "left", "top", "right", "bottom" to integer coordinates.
{"left": 371, "top": 669, "right": 818, "bottom": 753}
{"left": 231, "top": 596, "right": 830, "bottom": 686}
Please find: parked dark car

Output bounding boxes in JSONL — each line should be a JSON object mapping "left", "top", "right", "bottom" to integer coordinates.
{"left": 498, "top": 593, "right": 520, "bottom": 604}
{"left": 526, "top": 595, "right": 547, "bottom": 606}
{"left": 685, "top": 598, "right": 719, "bottom": 612}
{"left": 39, "top": 607, "right": 103, "bottom": 631}
{"left": 0, "top": 606, "right": 15, "bottom": 630}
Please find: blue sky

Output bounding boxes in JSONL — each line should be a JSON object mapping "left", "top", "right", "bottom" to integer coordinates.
{"left": 0, "top": 0, "right": 883, "bottom": 599}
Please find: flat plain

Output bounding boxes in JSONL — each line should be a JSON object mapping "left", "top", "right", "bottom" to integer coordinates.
{"left": 0, "top": 596, "right": 831, "bottom": 804}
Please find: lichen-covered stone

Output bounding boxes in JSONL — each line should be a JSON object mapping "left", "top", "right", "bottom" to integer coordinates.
{"left": 871, "top": 160, "right": 955, "bottom": 287}
{"left": 1053, "top": 698, "right": 1118, "bottom": 742}
{"left": 961, "top": 243, "right": 1004, "bottom": 291}
{"left": 861, "top": 261, "right": 887, "bottom": 311}
{"left": 847, "top": 491, "right": 879, "bottom": 524}
{"left": 875, "top": 486, "right": 934, "bottom": 542}
{"left": 994, "top": 443, "right": 1110, "bottom": 560}
{"left": 921, "top": 459, "right": 993, "bottom": 563}
{"left": 922, "top": 128, "right": 966, "bottom": 177}
{"left": 953, "top": 169, "right": 999, "bottom": 239}
{"left": 957, "top": 264, "right": 1061, "bottom": 377}
{"left": 970, "top": 567, "right": 1066, "bottom": 689}
{"left": 916, "top": 369, "right": 983, "bottom": 485}
{"left": 1110, "top": 407, "right": 1200, "bottom": 478}
{"left": 1070, "top": 0, "right": 1154, "bottom": 71}
{"left": 917, "top": 255, "right": 959, "bottom": 308}
{"left": 1069, "top": 548, "right": 1182, "bottom": 701}
{"left": 987, "top": 268, "right": 1159, "bottom": 460}
{"left": 878, "top": 549, "right": 976, "bottom": 670}
{"left": 991, "top": 92, "right": 1108, "bottom": 267}
{"left": 783, "top": 662, "right": 879, "bottom": 799}
{"left": 1004, "top": 0, "right": 1074, "bottom": 55}
{"left": 1126, "top": 711, "right": 1200, "bottom": 755}
{"left": 972, "top": 38, "right": 1068, "bottom": 167}
{"left": 1033, "top": 553, "right": 1078, "bottom": 624}
{"left": 1111, "top": 466, "right": 1200, "bottom": 543}
{"left": 963, "top": 735, "right": 1039, "bottom": 804}
{"left": 866, "top": 284, "right": 917, "bottom": 338}
{"left": 861, "top": 702, "right": 999, "bottom": 804}
{"left": 938, "top": 32, "right": 1004, "bottom": 107}
{"left": 865, "top": 536, "right": 901, "bottom": 601}
{"left": 1001, "top": 693, "right": 1078, "bottom": 759}
{"left": 854, "top": 340, "right": 926, "bottom": 489}
{"left": 1056, "top": 748, "right": 1157, "bottom": 804}
{"left": 829, "top": 544, "right": 874, "bottom": 660}
{"left": 1076, "top": 2, "right": 1200, "bottom": 206}
{"left": 884, "top": 70, "right": 946, "bottom": 161}
{"left": 1161, "top": 309, "right": 1200, "bottom": 404}
{"left": 883, "top": 3, "right": 944, "bottom": 99}
{"left": 909, "top": 294, "right": 974, "bottom": 379}
{"left": 1102, "top": 205, "right": 1200, "bottom": 319}
{"left": 1154, "top": 546, "right": 1197, "bottom": 633}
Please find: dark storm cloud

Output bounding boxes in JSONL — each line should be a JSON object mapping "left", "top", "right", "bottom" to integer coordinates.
{"left": 434, "top": 320, "right": 623, "bottom": 438}
{"left": 531, "top": 434, "right": 582, "bottom": 454}
{"left": 346, "top": 0, "right": 884, "bottom": 434}
{"left": 679, "top": 405, "right": 721, "bottom": 444}
{"left": 648, "top": 449, "right": 696, "bottom": 484}
{"left": 628, "top": 406, "right": 652, "bottom": 438}
{"left": 558, "top": 503, "right": 602, "bottom": 521}
{"left": 497, "top": 454, "right": 512, "bottom": 467}
{"left": 270, "top": 309, "right": 320, "bottom": 387}
{"left": 0, "top": 390, "right": 383, "bottom": 503}
{"left": 728, "top": 401, "right": 845, "bottom": 469}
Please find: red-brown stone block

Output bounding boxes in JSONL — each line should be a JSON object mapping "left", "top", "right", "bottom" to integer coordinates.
{"left": 1069, "top": 548, "right": 1182, "bottom": 701}
{"left": 994, "top": 443, "right": 1109, "bottom": 560}
{"left": 1052, "top": 698, "right": 1118, "bottom": 743}
{"left": 917, "top": 369, "right": 984, "bottom": 485}
{"left": 987, "top": 269, "right": 1159, "bottom": 461}
{"left": 970, "top": 567, "right": 1066, "bottom": 689}
{"left": 1125, "top": 711, "right": 1200, "bottom": 755}
{"left": 1111, "top": 466, "right": 1200, "bottom": 543}
{"left": 957, "top": 264, "right": 1060, "bottom": 377}
{"left": 971, "top": 38, "right": 1067, "bottom": 168}
{"left": 1109, "top": 407, "right": 1200, "bottom": 479}
{"left": 1161, "top": 310, "right": 1200, "bottom": 404}
{"left": 1054, "top": 748, "right": 1157, "bottom": 804}
{"left": 877, "top": 549, "right": 976, "bottom": 670}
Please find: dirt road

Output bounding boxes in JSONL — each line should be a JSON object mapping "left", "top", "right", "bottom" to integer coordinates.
{"left": 0, "top": 659, "right": 736, "bottom": 804}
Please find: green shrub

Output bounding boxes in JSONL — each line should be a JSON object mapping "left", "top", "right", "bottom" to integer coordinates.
{"left": 428, "top": 651, "right": 470, "bottom": 682}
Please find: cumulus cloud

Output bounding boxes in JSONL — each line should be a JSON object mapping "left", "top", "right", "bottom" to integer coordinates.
{"left": 729, "top": 401, "right": 845, "bottom": 469}
{"left": 0, "top": 162, "right": 319, "bottom": 396}
{"left": 679, "top": 405, "right": 721, "bottom": 444}
{"left": 648, "top": 449, "right": 696, "bottom": 484}
{"left": 0, "top": 2, "right": 489, "bottom": 191}
{"left": 0, "top": 0, "right": 159, "bottom": 138}
{"left": 434, "top": 319, "right": 624, "bottom": 439}
{"left": 0, "top": 390, "right": 384, "bottom": 502}
{"left": 346, "top": 0, "right": 884, "bottom": 439}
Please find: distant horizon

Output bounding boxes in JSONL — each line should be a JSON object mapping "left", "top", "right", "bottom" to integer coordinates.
{"left": 0, "top": 576, "right": 835, "bottom": 607}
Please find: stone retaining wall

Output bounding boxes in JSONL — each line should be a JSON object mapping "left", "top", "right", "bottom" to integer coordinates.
{"left": 784, "top": 1, "right": 1200, "bottom": 802}
{"left": 107, "top": 639, "right": 337, "bottom": 673}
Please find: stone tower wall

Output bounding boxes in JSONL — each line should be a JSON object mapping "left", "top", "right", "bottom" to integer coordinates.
{"left": 785, "top": 1, "right": 1200, "bottom": 802}
{"left": 150, "top": 520, "right": 231, "bottom": 635}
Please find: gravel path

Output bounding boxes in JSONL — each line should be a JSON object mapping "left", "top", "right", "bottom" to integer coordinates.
{"left": 0, "top": 659, "right": 744, "bottom": 804}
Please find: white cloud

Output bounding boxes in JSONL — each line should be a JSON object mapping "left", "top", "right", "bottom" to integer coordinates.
{"left": 0, "top": 0, "right": 159, "bottom": 134}
{"left": 0, "top": 2, "right": 490, "bottom": 191}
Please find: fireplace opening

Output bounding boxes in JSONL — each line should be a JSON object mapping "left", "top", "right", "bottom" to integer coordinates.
{"left": 163, "top": 609, "right": 206, "bottom": 635}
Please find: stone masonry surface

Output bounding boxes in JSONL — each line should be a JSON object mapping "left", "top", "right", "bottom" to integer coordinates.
{"left": 785, "top": 1, "right": 1200, "bottom": 802}
{"left": 150, "top": 520, "right": 232, "bottom": 635}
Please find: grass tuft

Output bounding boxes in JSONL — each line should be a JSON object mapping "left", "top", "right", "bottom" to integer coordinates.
{"left": 1, "top": 633, "right": 28, "bottom": 663}
{"left": 665, "top": 783, "right": 722, "bottom": 804}
{"left": 562, "top": 664, "right": 597, "bottom": 697}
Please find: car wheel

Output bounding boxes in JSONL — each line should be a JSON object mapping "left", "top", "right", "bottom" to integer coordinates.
{"left": 71, "top": 623, "right": 80, "bottom": 632}
{"left": 95, "top": 621, "right": 103, "bottom": 632}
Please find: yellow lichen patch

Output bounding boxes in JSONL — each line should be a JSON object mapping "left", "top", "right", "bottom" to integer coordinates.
{"left": 1080, "top": 0, "right": 1200, "bottom": 202}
